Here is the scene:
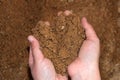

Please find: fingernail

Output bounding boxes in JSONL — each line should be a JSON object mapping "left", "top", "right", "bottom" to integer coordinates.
{"left": 82, "top": 17, "right": 87, "bottom": 21}
{"left": 28, "top": 35, "right": 34, "bottom": 42}
{"left": 58, "top": 11, "right": 63, "bottom": 16}
{"left": 64, "top": 10, "right": 72, "bottom": 16}
{"left": 45, "top": 21, "right": 50, "bottom": 26}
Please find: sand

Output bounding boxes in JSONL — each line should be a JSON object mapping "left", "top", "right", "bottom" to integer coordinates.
{"left": 32, "top": 13, "right": 85, "bottom": 75}
{"left": 0, "top": 0, "right": 119, "bottom": 80}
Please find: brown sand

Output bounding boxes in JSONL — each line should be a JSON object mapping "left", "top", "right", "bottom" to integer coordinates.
{"left": 0, "top": 0, "right": 119, "bottom": 80}
{"left": 32, "top": 13, "right": 85, "bottom": 75}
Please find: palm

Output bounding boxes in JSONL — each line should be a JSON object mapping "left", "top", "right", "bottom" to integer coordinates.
{"left": 31, "top": 58, "right": 56, "bottom": 80}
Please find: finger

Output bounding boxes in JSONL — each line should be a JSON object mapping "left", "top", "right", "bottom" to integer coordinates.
{"left": 57, "top": 74, "right": 67, "bottom": 80}
{"left": 28, "top": 46, "right": 33, "bottom": 67}
{"left": 64, "top": 10, "right": 72, "bottom": 16}
{"left": 58, "top": 11, "right": 63, "bottom": 16}
{"left": 81, "top": 17, "right": 99, "bottom": 41}
{"left": 28, "top": 35, "right": 44, "bottom": 63}
{"left": 45, "top": 21, "right": 50, "bottom": 26}
{"left": 62, "top": 75, "right": 68, "bottom": 80}
{"left": 78, "top": 17, "right": 100, "bottom": 58}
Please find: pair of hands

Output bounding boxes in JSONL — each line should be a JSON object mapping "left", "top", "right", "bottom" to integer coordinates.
{"left": 28, "top": 17, "right": 101, "bottom": 80}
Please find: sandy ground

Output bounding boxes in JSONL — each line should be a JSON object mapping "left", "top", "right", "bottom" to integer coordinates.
{"left": 0, "top": 0, "right": 120, "bottom": 80}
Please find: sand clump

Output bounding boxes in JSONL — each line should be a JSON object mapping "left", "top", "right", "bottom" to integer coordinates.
{"left": 32, "top": 12, "right": 85, "bottom": 75}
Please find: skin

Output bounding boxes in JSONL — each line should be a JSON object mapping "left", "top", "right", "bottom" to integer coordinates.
{"left": 28, "top": 11, "right": 101, "bottom": 80}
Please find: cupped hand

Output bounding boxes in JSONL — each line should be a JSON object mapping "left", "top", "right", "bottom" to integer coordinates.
{"left": 68, "top": 17, "right": 101, "bottom": 80}
{"left": 28, "top": 35, "right": 67, "bottom": 80}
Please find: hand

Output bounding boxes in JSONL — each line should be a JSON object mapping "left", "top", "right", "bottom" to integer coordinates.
{"left": 68, "top": 17, "right": 101, "bottom": 80}
{"left": 28, "top": 35, "right": 67, "bottom": 80}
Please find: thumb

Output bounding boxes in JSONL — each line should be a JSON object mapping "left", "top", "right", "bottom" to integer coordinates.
{"left": 28, "top": 35, "right": 44, "bottom": 63}
{"left": 78, "top": 17, "right": 100, "bottom": 58}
